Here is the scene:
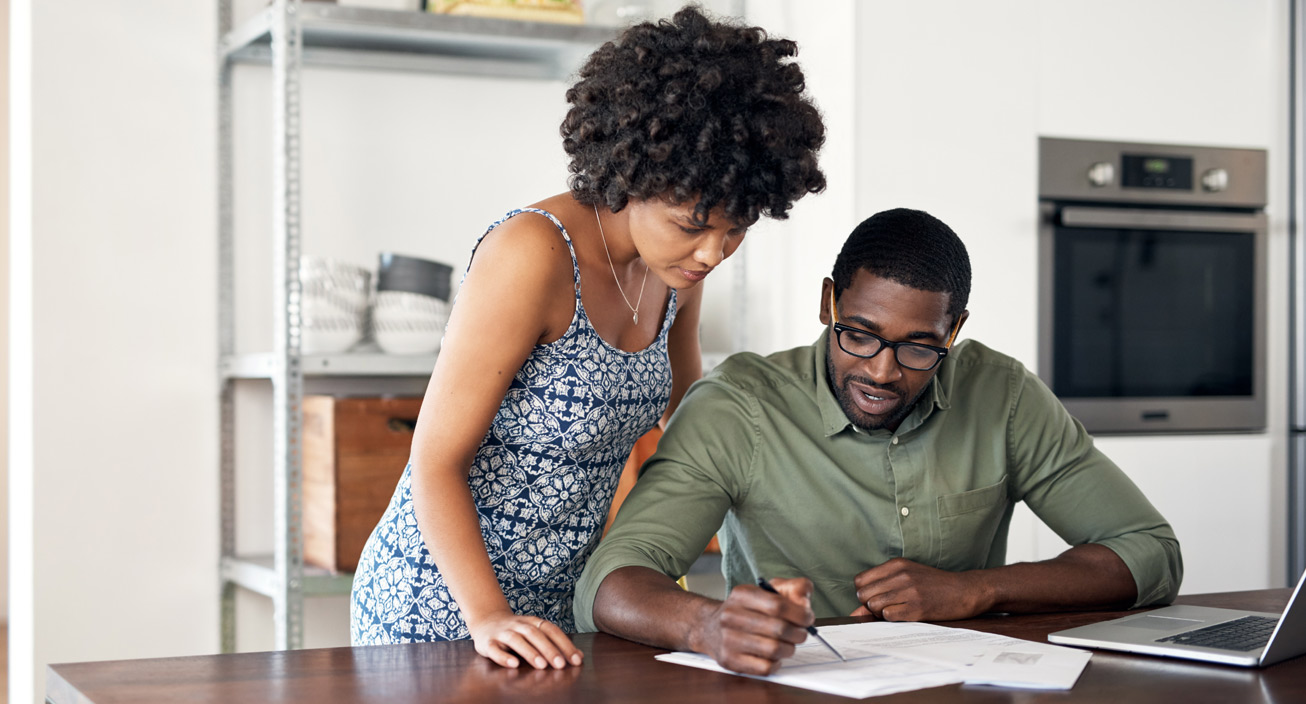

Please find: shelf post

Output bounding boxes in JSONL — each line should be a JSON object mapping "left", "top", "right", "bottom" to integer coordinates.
{"left": 217, "top": 0, "right": 239, "bottom": 655}
{"left": 271, "top": 0, "right": 307, "bottom": 651}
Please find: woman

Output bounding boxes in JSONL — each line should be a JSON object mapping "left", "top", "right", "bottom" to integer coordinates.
{"left": 350, "top": 5, "right": 826, "bottom": 669}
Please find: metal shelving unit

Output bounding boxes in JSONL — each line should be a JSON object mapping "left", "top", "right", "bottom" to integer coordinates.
{"left": 217, "top": 0, "right": 615, "bottom": 652}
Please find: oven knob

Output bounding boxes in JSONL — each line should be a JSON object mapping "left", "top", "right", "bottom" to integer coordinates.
{"left": 1202, "top": 168, "right": 1229, "bottom": 192}
{"left": 1087, "top": 162, "right": 1114, "bottom": 187}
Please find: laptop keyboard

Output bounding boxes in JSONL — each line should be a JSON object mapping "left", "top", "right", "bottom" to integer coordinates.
{"left": 1156, "top": 615, "right": 1278, "bottom": 652}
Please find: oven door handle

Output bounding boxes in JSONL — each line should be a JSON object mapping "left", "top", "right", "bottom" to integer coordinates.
{"left": 1060, "top": 206, "right": 1264, "bottom": 232}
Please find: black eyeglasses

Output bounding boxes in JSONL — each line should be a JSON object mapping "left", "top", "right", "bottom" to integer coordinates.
{"left": 829, "top": 289, "right": 958, "bottom": 372}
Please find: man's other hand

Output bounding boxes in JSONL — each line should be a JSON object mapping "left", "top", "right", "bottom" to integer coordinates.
{"left": 850, "top": 558, "right": 989, "bottom": 621}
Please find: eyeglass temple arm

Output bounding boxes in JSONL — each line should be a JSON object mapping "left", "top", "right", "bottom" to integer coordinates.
{"left": 945, "top": 316, "right": 962, "bottom": 348}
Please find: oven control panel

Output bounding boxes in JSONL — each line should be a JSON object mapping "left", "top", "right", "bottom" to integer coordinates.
{"left": 1039, "top": 137, "right": 1266, "bottom": 208}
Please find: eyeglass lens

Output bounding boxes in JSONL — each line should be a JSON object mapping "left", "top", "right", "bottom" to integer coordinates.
{"left": 837, "top": 328, "right": 940, "bottom": 370}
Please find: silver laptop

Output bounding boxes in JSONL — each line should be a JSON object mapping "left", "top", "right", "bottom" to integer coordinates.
{"left": 1048, "top": 570, "right": 1306, "bottom": 667}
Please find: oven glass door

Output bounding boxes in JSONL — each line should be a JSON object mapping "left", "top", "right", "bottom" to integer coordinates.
{"left": 1043, "top": 204, "right": 1267, "bottom": 434}
{"left": 1052, "top": 223, "right": 1255, "bottom": 399}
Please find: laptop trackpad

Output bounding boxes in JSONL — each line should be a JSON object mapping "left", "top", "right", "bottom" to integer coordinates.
{"left": 1120, "top": 615, "right": 1205, "bottom": 631}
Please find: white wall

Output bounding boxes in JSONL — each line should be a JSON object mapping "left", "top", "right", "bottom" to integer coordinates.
{"left": 11, "top": 2, "right": 218, "bottom": 702}
{"left": 707, "top": 0, "right": 858, "bottom": 356}
{"left": 6, "top": 0, "right": 1291, "bottom": 702}
{"left": 0, "top": 0, "right": 11, "bottom": 625}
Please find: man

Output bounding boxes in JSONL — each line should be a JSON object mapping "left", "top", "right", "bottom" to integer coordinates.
{"left": 573, "top": 208, "right": 1182, "bottom": 675}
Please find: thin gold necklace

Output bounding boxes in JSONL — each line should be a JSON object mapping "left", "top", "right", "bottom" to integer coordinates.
{"left": 593, "top": 204, "right": 649, "bottom": 324}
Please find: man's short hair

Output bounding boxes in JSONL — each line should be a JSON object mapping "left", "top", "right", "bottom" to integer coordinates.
{"left": 830, "top": 208, "right": 971, "bottom": 322}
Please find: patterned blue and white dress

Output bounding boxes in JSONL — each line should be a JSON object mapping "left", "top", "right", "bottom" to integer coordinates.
{"left": 350, "top": 208, "right": 676, "bottom": 643}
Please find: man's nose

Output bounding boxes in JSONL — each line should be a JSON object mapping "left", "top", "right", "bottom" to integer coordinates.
{"left": 865, "top": 346, "right": 903, "bottom": 385}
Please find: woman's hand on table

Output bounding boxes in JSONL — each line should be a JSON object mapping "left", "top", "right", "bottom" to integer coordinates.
{"left": 468, "top": 612, "right": 584, "bottom": 669}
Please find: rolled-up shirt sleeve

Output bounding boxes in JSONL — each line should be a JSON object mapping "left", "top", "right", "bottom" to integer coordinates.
{"left": 573, "top": 375, "right": 756, "bottom": 632}
{"left": 1008, "top": 367, "right": 1184, "bottom": 607}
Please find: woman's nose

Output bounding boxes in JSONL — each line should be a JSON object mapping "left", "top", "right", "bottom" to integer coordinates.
{"left": 695, "top": 234, "right": 728, "bottom": 268}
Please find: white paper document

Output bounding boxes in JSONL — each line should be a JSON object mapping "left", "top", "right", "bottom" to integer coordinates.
{"left": 965, "top": 640, "right": 1093, "bottom": 689}
{"left": 656, "top": 643, "right": 964, "bottom": 699}
{"left": 655, "top": 621, "right": 1092, "bottom": 699}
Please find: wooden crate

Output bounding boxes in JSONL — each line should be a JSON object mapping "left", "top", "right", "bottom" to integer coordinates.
{"left": 303, "top": 395, "right": 423, "bottom": 573}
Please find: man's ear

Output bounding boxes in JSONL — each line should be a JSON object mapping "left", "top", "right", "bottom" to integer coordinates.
{"left": 819, "top": 278, "right": 834, "bottom": 326}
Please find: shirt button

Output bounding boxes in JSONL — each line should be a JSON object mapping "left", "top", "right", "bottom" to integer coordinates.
{"left": 900, "top": 506, "right": 910, "bottom": 517}
{"left": 891, "top": 437, "right": 899, "bottom": 445}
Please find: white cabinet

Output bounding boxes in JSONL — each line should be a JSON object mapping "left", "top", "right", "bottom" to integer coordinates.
{"left": 1006, "top": 435, "right": 1277, "bottom": 595}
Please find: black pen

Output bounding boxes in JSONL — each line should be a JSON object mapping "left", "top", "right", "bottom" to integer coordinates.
{"left": 756, "top": 578, "right": 846, "bottom": 662}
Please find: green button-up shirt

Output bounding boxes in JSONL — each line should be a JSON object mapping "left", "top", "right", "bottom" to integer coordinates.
{"left": 574, "top": 333, "right": 1182, "bottom": 630}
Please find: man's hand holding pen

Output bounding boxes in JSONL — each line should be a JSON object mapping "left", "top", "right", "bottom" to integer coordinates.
{"left": 686, "top": 577, "right": 817, "bottom": 676}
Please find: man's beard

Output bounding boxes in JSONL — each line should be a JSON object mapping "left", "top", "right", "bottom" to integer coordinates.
{"left": 825, "top": 352, "right": 928, "bottom": 432}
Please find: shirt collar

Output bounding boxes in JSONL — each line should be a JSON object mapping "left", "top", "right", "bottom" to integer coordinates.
{"left": 810, "top": 328, "right": 954, "bottom": 438}
{"left": 812, "top": 329, "right": 853, "bottom": 437}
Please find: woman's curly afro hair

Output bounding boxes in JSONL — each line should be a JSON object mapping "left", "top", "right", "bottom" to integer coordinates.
{"left": 562, "top": 5, "right": 826, "bottom": 226}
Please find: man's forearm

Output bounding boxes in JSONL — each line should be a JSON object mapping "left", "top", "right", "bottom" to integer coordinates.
{"left": 592, "top": 566, "right": 721, "bottom": 652}
{"left": 979, "top": 543, "right": 1137, "bottom": 614}
{"left": 858, "top": 544, "right": 1138, "bottom": 621}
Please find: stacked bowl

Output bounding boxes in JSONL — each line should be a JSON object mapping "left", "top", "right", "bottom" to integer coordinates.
{"left": 373, "top": 253, "right": 453, "bottom": 355}
{"left": 300, "top": 256, "right": 372, "bottom": 354}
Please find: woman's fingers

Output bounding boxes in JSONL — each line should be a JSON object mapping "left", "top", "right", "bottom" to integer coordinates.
{"left": 537, "top": 620, "right": 585, "bottom": 666}
{"left": 472, "top": 615, "right": 584, "bottom": 669}
{"left": 496, "top": 628, "right": 552, "bottom": 669}
{"left": 518, "top": 621, "right": 569, "bottom": 669}
{"left": 476, "top": 641, "right": 522, "bottom": 669}
{"left": 499, "top": 619, "right": 582, "bottom": 669}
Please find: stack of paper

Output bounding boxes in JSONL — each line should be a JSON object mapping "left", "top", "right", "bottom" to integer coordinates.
{"left": 655, "top": 621, "right": 1092, "bottom": 699}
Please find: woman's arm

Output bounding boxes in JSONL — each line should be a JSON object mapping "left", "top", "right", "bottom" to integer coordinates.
{"left": 407, "top": 213, "right": 582, "bottom": 669}
{"left": 659, "top": 281, "right": 704, "bottom": 428}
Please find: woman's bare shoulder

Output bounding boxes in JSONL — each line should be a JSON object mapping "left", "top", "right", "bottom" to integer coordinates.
{"left": 469, "top": 207, "right": 576, "bottom": 283}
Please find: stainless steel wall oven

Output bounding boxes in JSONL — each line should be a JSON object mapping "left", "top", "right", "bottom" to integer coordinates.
{"left": 1038, "top": 137, "right": 1268, "bottom": 434}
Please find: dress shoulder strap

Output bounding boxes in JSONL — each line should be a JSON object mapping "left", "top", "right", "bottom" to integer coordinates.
{"left": 467, "top": 207, "right": 581, "bottom": 301}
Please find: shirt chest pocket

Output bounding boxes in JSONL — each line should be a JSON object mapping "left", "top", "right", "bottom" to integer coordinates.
{"left": 935, "top": 477, "right": 1008, "bottom": 572}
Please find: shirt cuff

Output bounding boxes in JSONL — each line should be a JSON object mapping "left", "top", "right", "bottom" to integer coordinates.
{"left": 573, "top": 557, "right": 664, "bottom": 633}
{"left": 1096, "top": 533, "right": 1184, "bottom": 608}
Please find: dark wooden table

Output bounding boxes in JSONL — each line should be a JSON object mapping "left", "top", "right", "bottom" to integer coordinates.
{"left": 47, "top": 589, "right": 1305, "bottom": 703}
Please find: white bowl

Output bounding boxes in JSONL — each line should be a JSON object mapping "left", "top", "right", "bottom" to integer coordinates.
{"left": 301, "top": 305, "right": 363, "bottom": 354}
{"left": 303, "top": 295, "right": 363, "bottom": 319}
{"left": 373, "top": 290, "right": 449, "bottom": 317}
{"left": 372, "top": 309, "right": 445, "bottom": 328}
{"left": 302, "top": 326, "right": 362, "bottom": 354}
{"left": 374, "top": 327, "right": 442, "bottom": 355}
{"left": 301, "top": 256, "right": 372, "bottom": 314}
{"left": 371, "top": 291, "right": 449, "bottom": 354}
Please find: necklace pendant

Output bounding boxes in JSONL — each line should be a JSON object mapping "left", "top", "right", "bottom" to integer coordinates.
{"left": 633, "top": 311, "right": 639, "bottom": 325}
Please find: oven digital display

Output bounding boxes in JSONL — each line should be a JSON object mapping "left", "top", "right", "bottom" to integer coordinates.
{"left": 1122, "top": 154, "right": 1193, "bottom": 190}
